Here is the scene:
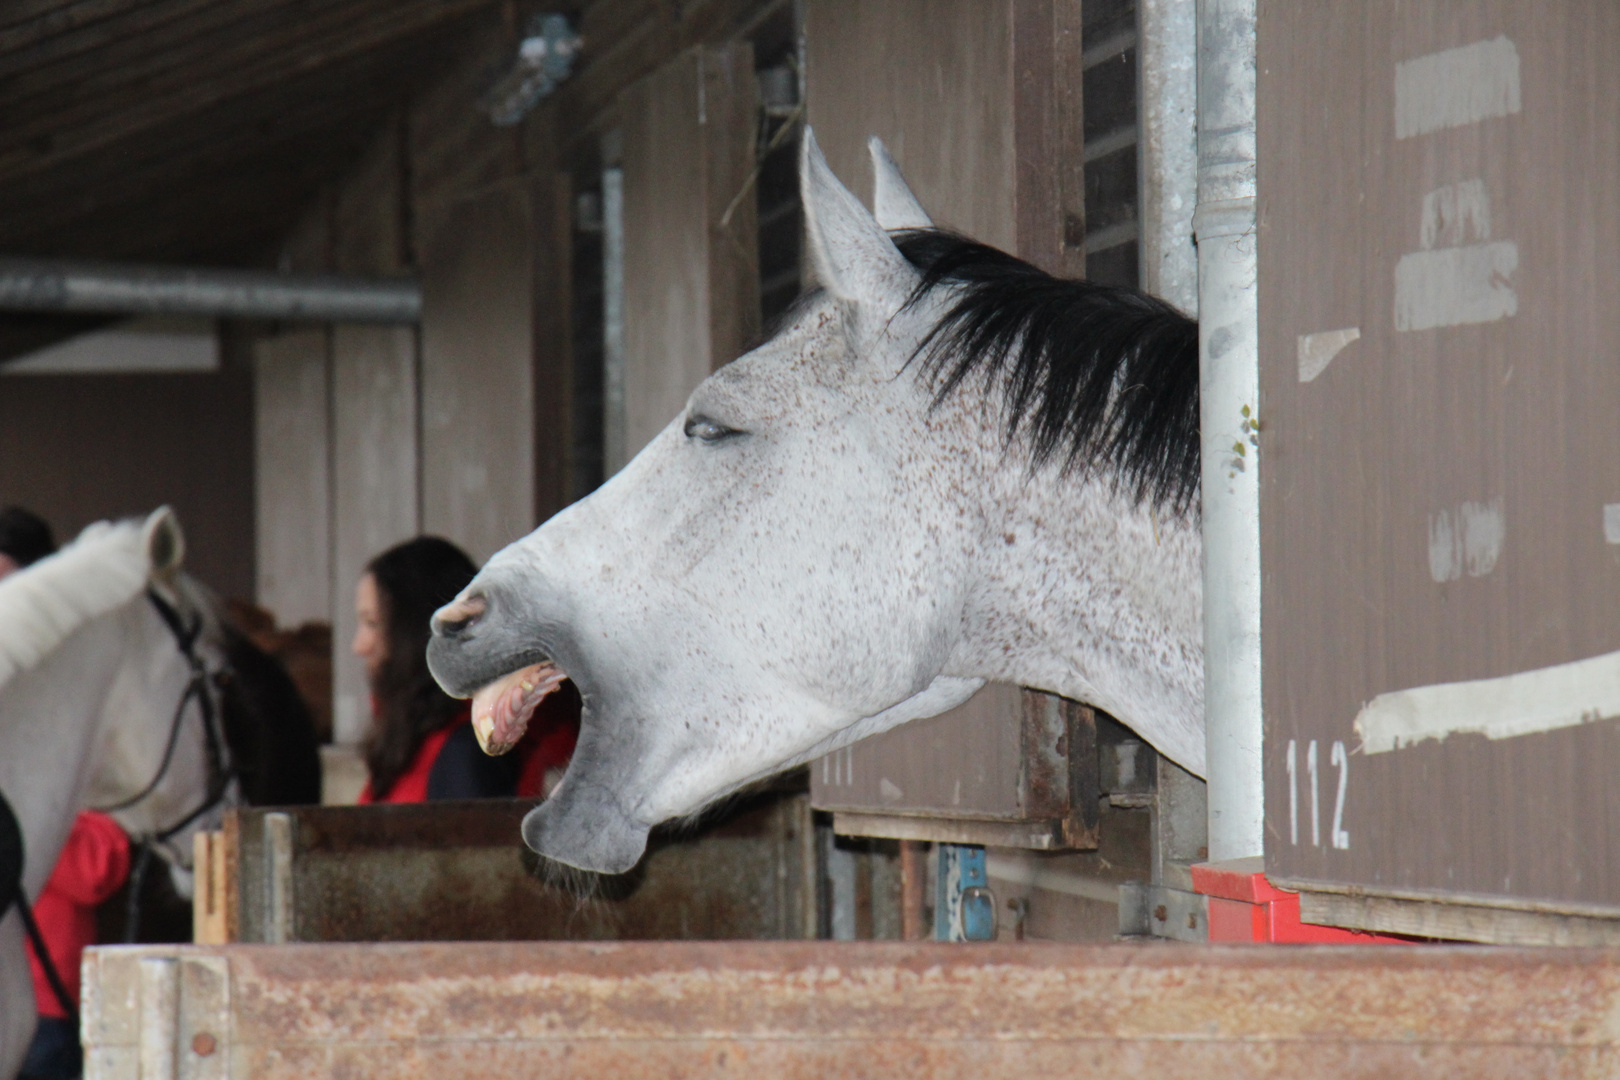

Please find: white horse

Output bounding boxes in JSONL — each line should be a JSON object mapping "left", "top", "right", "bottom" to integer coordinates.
{"left": 428, "top": 132, "right": 1204, "bottom": 874}
{"left": 0, "top": 509, "right": 234, "bottom": 1078}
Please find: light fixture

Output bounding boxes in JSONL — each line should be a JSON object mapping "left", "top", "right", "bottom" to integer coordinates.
{"left": 481, "top": 14, "right": 581, "bottom": 127}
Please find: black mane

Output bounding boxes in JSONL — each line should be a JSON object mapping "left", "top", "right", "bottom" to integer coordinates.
{"left": 895, "top": 230, "right": 1200, "bottom": 516}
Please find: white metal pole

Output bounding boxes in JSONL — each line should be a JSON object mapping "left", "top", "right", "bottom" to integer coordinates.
{"left": 1194, "top": 0, "right": 1263, "bottom": 861}
{"left": 1138, "top": 0, "right": 1199, "bottom": 315}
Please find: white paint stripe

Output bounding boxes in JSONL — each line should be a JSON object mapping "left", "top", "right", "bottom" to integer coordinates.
{"left": 1394, "top": 241, "right": 1517, "bottom": 332}
{"left": 1604, "top": 504, "right": 1620, "bottom": 545}
{"left": 1395, "top": 36, "right": 1521, "bottom": 139}
{"left": 1354, "top": 649, "right": 1620, "bottom": 755}
{"left": 1297, "top": 327, "right": 1360, "bottom": 383}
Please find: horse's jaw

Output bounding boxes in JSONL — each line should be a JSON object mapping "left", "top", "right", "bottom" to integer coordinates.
{"left": 521, "top": 775, "right": 651, "bottom": 875}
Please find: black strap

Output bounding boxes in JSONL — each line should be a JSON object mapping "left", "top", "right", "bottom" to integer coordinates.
{"left": 17, "top": 888, "right": 78, "bottom": 1022}
{"left": 0, "top": 789, "right": 79, "bottom": 1022}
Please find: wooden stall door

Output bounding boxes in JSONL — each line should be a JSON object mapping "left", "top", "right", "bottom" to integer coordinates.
{"left": 1259, "top": 2, "right": 1620, "bottom": 932}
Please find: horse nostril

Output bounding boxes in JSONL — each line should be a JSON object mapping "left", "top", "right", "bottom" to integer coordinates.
{"left": 433, "top": 594, "right": 487, "bottom": 636}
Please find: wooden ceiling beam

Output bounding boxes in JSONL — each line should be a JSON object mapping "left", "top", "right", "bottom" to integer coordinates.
{"left": 0, "top": 0, "right": 486, "bottom": 120}
{"left": 15, "top": 167, "right": 337, "bottom": 264}
{"left": 0, "top": 0, "right": 492, "bottom": 181}
{"left": 0, "top": 0, "right": 226, "bottom": 59}
{"left": 0, "top": 28, "right": 457, "bottom": 216}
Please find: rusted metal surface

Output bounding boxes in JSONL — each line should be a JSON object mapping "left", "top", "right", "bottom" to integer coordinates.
{"left": 228, "top": 785, "right": 813, "bottom": 944}
{"left": 86, "top": 940, "right": 1620, "bottom": 1078}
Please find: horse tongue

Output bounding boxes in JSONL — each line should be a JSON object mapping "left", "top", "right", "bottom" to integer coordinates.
{"left": 471, "top": 662, "right": 566, "bottom": 756}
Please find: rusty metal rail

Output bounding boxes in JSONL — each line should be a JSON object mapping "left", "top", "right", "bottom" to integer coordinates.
{"left": 85, "top": 941, "right": 1620, "bottom": 1078}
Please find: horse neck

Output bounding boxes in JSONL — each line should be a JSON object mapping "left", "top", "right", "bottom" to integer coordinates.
{"left": 0, "top": 607, "right": 133, "bottom": 898}
{"left": 962, "top": 441, "right": 1208, "bottom": 776}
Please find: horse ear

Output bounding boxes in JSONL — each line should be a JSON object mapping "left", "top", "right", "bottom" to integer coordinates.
{"left": 141, "top": 506, "right": 186, "bottom": 580}
{"left": 868, "top": 138, "right": 933, "bottom": 231}
{"left": 801, "top": 127, "right": 916, "bottom": 310}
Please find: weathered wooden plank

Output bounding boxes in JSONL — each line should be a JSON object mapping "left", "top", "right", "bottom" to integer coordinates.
{"left": 419, "top": 180, "right": 537, "bottom": 564}
{"left": 0, "top": 0, "right": 259, "bottom": 74}
{"left": 617, "top": 42, "right": 757, "bottom": 463}
{"left": 84, "top": 940, "right": 1620, "bottom": 1079}
{"left": 532, "top": 168, "right": 576, "bottom": 522}
{"left": 1297, "top": 887, "right": 1620, "bottom": 947}
{"left": 0, "top": 0, "right": 493, "bottom": 180}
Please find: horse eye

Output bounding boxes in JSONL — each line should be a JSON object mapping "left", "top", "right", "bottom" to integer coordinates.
{"left": 683, "top": 413, "right": 743, "bottom": 442}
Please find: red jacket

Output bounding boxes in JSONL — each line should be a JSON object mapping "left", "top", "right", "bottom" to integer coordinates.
{"left": 28, "top": 811, "right": 130, "bottom": 1019}
{"left": 357, "top": 716, "right": 462, "bottom": 804}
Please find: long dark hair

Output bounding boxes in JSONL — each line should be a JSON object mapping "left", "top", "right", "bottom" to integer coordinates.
{"left": 363, "top": 536, "right": 478, "bottom": 799}
{"left": 0, "top": 505, "right": 57, "bottom": 567}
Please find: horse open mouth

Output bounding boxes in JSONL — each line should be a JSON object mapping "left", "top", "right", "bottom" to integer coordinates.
{"left": 469, "top": 662, "right": 569, "bottom": 756}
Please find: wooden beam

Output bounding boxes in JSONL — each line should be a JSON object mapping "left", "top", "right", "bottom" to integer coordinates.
{"left": 0, "top": 0, "right": 235, "bottom": 69}
{"left": 0, "top": 0, "right": 495, "bottom": 180}
{"left": 0, "top": 35, "right": 449, "bottom": 235}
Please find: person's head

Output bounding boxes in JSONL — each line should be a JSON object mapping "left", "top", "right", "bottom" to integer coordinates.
{"left": 352, "top": 536, "right": 478, "bottom": 798}
{"left": 0, "top": 506, "right": 57, "bottom": 580}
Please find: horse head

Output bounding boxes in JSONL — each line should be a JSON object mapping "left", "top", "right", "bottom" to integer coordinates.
{"left": 93, "top": 510, "right": 238, "bottom": 885}
{"left": 0, "top": 508, "right": 237, "bottom": 893}
{"left": 429, "top": 132, "right": 1205, "bottom": 874}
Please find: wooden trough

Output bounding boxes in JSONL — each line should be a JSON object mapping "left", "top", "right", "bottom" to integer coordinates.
{"left": 83, "top": 940, "right": 1620, "bottom": 1079}
{"left": 193, "top": 784, "right": 816, "bottom": 945}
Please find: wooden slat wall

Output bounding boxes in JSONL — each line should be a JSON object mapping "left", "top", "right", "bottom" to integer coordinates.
{"left": 419, "top": 183, "right": 537, "bottom": 565}
{"left": 253, "top": 329, "right": 330, "bottom": 627}
{"left": 617, "top": 43, "right": 758, "bottom": 466}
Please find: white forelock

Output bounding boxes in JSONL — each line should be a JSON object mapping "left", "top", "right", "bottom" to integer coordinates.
{"left": 0, "top": 519, "right": 151, "bottom": 692}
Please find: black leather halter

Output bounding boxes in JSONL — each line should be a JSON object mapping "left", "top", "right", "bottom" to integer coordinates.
{"left": 93, "top": 589, "right": 234, "bottom": 842}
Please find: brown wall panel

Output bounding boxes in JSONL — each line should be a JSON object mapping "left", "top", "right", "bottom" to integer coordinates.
{"left": 618, "top": 43, "right": 759, "bottom": 465}
{"left": 1259, "top": 1, "right": 1620, "bottom": 909}
{"left": 0, "top": 368, "right": 254, "bottom": 598}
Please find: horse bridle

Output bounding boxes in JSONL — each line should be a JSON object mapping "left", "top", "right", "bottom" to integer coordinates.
{"left": 94, "top": 590, "right": 234, "bottom": 830}
{"left": 92, "top": 588, "right": 236, "bottom": 942}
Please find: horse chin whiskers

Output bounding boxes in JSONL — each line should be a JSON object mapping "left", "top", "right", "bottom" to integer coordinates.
{"left": 520, "top": 844, "right": 643, "bottom": 906}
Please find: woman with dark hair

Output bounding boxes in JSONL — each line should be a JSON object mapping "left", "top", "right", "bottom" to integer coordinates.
{"left": 352, "top": 536, "right": 520, "bottom": 802}
{"left": 0, "top": 505, "right": 56, "bottom": 579}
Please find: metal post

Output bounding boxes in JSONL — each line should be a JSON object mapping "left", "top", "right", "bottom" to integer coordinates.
{"left": 263, "top": 812, "right": 295, "bottom": 945}
{"left": 1138, "top": 0, "right": 1199, "bottom": 314}
{"left": 1194, "top": 0, "right": 1263, "bottom": 861}
{"left": 601, "top": 163, "right": 627, "bottom": 478}
{"left": 0, "top": 258, "right": 420, "bottom": 323}
{"left": 899, "top": 841, "right": 928, "bottom": 940}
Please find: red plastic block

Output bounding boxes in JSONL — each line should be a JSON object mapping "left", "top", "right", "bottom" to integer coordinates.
{"left": 1193, "top": 859, "right": 1414, "bottom": 945}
